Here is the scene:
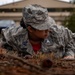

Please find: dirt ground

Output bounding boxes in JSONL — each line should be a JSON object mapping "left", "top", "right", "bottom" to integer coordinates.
{"left": 0, "top": 50, "right": 75, "bottom": 75}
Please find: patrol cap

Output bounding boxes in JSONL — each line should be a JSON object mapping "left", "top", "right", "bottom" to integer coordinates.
{"left": 23, "top": 4, "right": 55, "bottom": 30}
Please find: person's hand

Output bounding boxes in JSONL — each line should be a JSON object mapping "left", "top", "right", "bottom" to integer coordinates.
{"left": 0, "top": 47, "right": 7, "bottom": 54}
{"left": 24, "top": 55, "right": 33, "bottom": 59}
{"left": 63, "top": 55, "right": 74, "bottom": 59}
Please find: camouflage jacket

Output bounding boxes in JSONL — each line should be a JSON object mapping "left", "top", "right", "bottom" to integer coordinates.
{"left": 0, "top": 25, "right": 75, "bottom": 58}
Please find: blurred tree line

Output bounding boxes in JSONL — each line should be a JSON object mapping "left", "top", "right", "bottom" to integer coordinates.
{"left": 70, "top": 0, "right": 75, "bottom": 3}
{"left": 62, "top": 0, "right": 75, "bottom": 32}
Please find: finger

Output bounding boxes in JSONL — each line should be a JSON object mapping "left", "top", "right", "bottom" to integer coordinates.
{"left": 24, "top": 55, "right": 33, "bottom": 59}
{"left": 0, "top": 48, "right": 6, "bottom": 54}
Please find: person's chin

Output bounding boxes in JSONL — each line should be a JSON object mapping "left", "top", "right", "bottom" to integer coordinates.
{"left": 44, "top": 35, "right": 48, "bottom": 38}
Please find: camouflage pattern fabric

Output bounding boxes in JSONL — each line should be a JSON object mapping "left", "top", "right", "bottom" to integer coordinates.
{"left": 22, "top": 4, "right": 55, "bottom": 30}
{"left": 0, "top": 24, "right": 75, "bottom": 58}
{"left": 0, "top": 4, "right": 75, "bottom": 58}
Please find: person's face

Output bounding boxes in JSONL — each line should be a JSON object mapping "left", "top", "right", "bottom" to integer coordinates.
{"left": 27, "top": 26, "right": 49, "bottom": 39}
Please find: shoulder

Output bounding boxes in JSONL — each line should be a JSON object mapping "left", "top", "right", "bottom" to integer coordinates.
{"left": 2, "top": 25, "right": 23, "bottom": 35}
{"left": 1, "top": 25, "right": 27, "bottom": 41}
{"left": 50, "top": 25, "right": 72, "bottom": 35}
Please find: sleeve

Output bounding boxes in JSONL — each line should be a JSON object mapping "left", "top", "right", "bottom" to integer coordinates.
{"left": 72, "top": 33, "right": 75, "bottom": 42}
{"left": 64, "top": 28, "right": 75, "bottom": 57}
{"left": 0, "top": 29, "right": 14, "bottom": 50}
{"left": 0, "top": 34, "right": 6, "bottom": 47}
{"left": 0, "top": 25, "right": 20, "bottom": 51}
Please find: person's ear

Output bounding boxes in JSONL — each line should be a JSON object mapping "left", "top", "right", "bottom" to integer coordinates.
{"left": 27, "top": 26, "right": 33, "bottom": 32}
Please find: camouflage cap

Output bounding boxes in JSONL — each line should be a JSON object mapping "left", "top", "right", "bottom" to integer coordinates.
{"left": 23, "top": 4, "right": 55, "bottom": 30}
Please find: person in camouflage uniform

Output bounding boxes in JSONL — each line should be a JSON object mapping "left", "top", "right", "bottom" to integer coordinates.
{"left": 0, "top": 4, "right": 75, "bottom": 59}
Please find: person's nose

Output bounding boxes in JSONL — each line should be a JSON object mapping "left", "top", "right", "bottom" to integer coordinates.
{"left": 44, "top": 30, "right": 49, "bottom": 36}
{"left": 45, "top": 30, "right": 49, "bottom": 34}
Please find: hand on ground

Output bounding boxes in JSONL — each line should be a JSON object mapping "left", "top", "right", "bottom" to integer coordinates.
{"left": 0, "top": 47, "right": 7, "bottom": 54}
{"left": 63, "top": 55, "right": 74, "bottom": 59}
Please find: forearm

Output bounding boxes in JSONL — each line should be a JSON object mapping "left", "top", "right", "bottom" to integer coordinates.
{"left": 0, "top": 47, "right": 7, "bottom": 54}
{"left": 64, "top": 28, "right": 75, "bottom": 59}
{"left": 65, "top": 50, "right": 74, "bottom": 57}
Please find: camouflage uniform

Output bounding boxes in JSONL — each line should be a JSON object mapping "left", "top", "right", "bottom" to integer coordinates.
{"left": 0, "top": 24, "right": 74, "bottom": 58}
{"left": 72, "top": 33, "right": 75, "bottom": 42}
{"left": 0, "top": 4, "right": 75, "bottom": 58}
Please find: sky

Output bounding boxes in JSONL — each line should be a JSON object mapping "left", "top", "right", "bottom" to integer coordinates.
{"left": 0, "top": 0, "right": 21, "bottom": 5}
{"left": 0, "top": 0, "right": 70, "bottom": 5}
{"left": 60, "top": 0, "right": 70, "bottom": 2}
